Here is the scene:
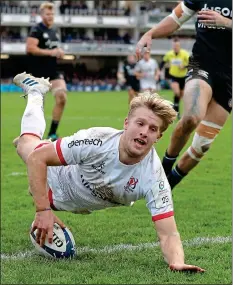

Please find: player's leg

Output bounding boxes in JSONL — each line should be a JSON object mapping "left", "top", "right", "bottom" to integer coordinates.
{"left": 170, "top": 78, "right": 181, "bottom": 116}
{"left": 47, "top": 77, "right": 67, "bottom": 141}
{"left": 128, "top": 87, "right": 136, "bottom": 104}
{"left": 167, "top": 71, "right": 232, "bottom": 189}
{"left": 168, "top": 98, "right": 229, "bottom": 189}
{"left": 162, "top": 78, "right": 212, "bottom": 175}
{"left": 13, "top": 72, "right": 51, "bottom": 164}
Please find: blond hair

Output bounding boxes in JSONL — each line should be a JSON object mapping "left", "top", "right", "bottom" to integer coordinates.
{"left": 128, "top": 91, "right": 177, "bottom": 132}
{"left": 39, "top": 2, "right": 54, "bottom": 13}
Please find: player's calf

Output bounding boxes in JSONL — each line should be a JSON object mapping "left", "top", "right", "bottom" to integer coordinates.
{"left": 53, "top": 88, "right": 67, "bottom": 107}
{"left": 162, "top": 114, "right": 202, "bottom": 176}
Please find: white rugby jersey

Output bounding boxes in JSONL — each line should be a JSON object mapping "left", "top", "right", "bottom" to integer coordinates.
{"left": 135, "top": 58, "right": 159, "bottom": 90}
{"left": 47, "top": 127, "right": 174, "bottom": 221}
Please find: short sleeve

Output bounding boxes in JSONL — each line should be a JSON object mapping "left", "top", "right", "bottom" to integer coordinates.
{"left": 144, "top": 166, "right": 174, "bottom": 221}
{"left": 184, "top": 51, "right": 190, "bottom": 66}
{"left": 53, "top": 129, "right": 103, "bottom": 165}
{"left": 163, "top": 52, "right": 170, "bottom": 63}
{"left": 28, "top": 25, "right": 41, "bottom": 39}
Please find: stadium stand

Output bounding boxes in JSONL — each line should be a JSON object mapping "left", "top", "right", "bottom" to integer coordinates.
{"left": 1, "top": 0, "right": 196, "bottom": 92}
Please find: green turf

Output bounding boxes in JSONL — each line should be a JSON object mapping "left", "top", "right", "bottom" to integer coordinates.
{"left": 1, "top": 91, "right": 232, "bottom": 284}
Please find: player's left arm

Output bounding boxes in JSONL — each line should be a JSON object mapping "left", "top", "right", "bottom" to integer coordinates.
{"left": 180, "top": 52, "right": 190, "bottom": 69}
{"left": 198, "top": 10, "right": 232, "bottom": 30}
{"left": 154, "top": 217, "right": 204, "bottom": 272}
{"left": 145, "top": 164, "right": 205, "bottom": 272}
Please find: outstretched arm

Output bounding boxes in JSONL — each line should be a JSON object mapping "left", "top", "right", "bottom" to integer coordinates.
{"left": 135, "top": 1, "right": 196, "bottom": 60}
{"left": 154, "top": 216, "right": 205, "bottom": 272}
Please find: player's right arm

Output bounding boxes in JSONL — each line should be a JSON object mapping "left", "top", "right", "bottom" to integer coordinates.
{"left": 26, "top": 26, "right": 63, "bottom": 57}
{"left": 27, "top": 143, "right": 65, "bottom": 246}
{"left": 27, "top": 130, "right": 98, "bottom": 245}
{"left": 135, "top": 1, "right": 197, "bottom": 60}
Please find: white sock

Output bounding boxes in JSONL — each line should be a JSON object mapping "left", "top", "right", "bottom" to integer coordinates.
{"left": 20, "top": 90, "right": 46, "bottom": 139}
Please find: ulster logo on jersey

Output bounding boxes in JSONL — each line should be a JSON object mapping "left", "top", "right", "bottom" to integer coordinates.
{"left": 124, "top": 176, "right": 138, "bottom": 193}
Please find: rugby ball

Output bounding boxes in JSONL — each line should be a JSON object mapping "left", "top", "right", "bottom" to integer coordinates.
{"left": 30, "top": 222, "right": 76, "bottom": 259}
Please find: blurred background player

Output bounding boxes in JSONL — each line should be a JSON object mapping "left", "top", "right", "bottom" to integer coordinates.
{"left": 136, "top": 0, "right": 232, "bottom": 190}
{"left": 117, "top": 54, "right": 140, "bottom": 104}
{"left": 26, "top": 2, "right": 67, "bottom": 141}
{"left": 135, "top": 51, "right": 160, "bottom": 92}
{"left": 160, "top": 37, "right": 189, "bottom": 119}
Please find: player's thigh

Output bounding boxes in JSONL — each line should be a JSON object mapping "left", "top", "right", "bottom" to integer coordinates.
{"left": 183, "top": 78, "right": 212, "bottom": 118}
{"left": 128, "top": 87, "right": 135, "bottom": 97}
{"left": 17, "top": 137, "right": 51, "bottom": 164}
{"left": 204, "top": 98, "right": 230, "bottom": 127}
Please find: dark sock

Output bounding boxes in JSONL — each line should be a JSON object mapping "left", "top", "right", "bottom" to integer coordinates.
{"left": 162, "top": 150, "right": 178, "bottom": 176}
{"left": 48, "top": 120, "right": 59, "bottom": 136}
{"left": 173, "top": 95, "right": 180, "bottom": 113}
{"left": 167, "top": 165, "right": 187, "bottom": 190}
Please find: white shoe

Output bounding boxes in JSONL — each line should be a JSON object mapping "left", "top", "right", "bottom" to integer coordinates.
{"left": 13, "top": 72, "right": 51, "bottom": 97}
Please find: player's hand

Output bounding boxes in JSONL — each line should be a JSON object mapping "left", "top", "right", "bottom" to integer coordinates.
{"left": 31, "top": 210, "right": 66, "bottom": 247}
{"left": 198, "top": 10, "right": 230, "bottom": 28}
{"left": 50, "top": 48, "right": 65, "bottom": 58}
{"left": 169, "top": 264, "right": 205, "bottom": 273}
{"left": 135, "top": 31, "right": 153, "bottom": 61}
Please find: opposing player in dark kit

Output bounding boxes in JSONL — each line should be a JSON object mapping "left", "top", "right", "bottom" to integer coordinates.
{"left": 117, "top": 55, "right": 140, "bottom": 104}
{"left": 26, "top": 2, "right": 67, "bottom": 141}
{"left": 136, "top": 0, "right": 232, "bottom": 190}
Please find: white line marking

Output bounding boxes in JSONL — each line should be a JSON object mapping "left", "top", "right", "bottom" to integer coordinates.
{"left": 8, "top": 172, "right": 27, "bottom": 176}
{"left": 1, "top": 236, "right": 231, "bottom": 260}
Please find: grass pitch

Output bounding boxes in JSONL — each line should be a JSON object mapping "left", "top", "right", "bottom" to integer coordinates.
{"left": 1, "top": 91, "right": 232, "bottom": 284}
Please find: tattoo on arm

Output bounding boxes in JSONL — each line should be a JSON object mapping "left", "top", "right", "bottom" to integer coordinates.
{"left": 190, "top": 81, "right": 201, "bottom": 115}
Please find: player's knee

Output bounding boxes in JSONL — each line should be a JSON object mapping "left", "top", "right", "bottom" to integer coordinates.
{"left": 187, "top": 121, "right": 222, "bottom": 161}
{"left": 181, "top": 115, "right": 201, "bottom": 132}
{"left": 55, "top": 90, "right": 67, "bottom": 106}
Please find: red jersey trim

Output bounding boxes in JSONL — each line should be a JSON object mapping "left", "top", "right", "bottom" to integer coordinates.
{"left": 152, "top": 211, "right": 174, "bottom": 222}
{"left": 56, "top": 138, "right": 67, "bottom": 165}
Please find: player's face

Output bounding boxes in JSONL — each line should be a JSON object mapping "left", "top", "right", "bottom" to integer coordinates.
{"left": 41, "top": 8, "right": 54, "bottom": 27}
{"left": 143, "top": 52, "right": 150, "bottom": 61}
{"left": 127, "top": 55, "right": 135, "bottom": 64}
{"left": 123, "top": 107, "right": 163, "bottom": 159}
{"left": 173, "top": 42, "right": 180, "bottom": 53}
